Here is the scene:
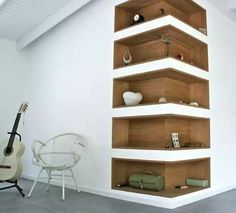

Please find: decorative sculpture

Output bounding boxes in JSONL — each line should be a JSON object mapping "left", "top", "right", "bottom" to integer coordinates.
{"left": 160, "top": 34, "right": 171, "bottom": 56}
{"left": 123, "top": 91, "right": 143, "bottom": 106}
{"left": 123, "top": 50, "right": 132, "bottom": 65}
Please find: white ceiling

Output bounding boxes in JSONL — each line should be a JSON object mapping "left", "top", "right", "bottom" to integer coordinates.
{"left": 0, "top": 0, "right": 74, "bottom": 41}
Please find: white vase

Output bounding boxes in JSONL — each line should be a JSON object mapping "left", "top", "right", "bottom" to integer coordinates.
{"left": 123, "top": 91, "right": 143, "bottom": 106}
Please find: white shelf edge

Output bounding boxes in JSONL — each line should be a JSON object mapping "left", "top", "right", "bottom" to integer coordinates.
{"left": 113, "top": 58, "right": 209, "bottom": 81}
{"left": 114, "top": 15, "right": 208, "bottom": 44}
{"left": 112, "top": 103, "right": 210, "bottom": 119}
{"left": 112, "top": 148, "right": 211, "bottom": 162}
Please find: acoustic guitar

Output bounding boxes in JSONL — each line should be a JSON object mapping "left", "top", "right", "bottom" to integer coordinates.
{"left": 0, "top": 102, "right": 28, "bottom": 181}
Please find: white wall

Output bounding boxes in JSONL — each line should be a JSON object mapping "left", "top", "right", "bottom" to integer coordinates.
{"left": 21, "top": 0, "right": 114, "bottom": 192}
{"left": 0, "top": 39, "right": 27, "bottom": 141}
{"left": 1, "top": 0, "right": 236, "bottom": 208}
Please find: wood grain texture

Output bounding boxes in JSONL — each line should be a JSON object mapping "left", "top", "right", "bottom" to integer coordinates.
{"left": 113, "top": 70, "right": 209, "bottom": 108}
{"left": 112, "top": 116, "right": 210, "bottom": 149}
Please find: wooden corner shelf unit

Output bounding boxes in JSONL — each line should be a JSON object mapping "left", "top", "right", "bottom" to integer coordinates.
{"left": 112, "top": 0, "right": 210, "bottom": 199}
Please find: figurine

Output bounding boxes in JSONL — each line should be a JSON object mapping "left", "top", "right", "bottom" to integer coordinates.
{"left": 123, "top": 50, "right": 132, "bottom": 65}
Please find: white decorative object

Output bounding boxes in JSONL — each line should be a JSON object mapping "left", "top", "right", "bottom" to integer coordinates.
{"left": 172, "top": 133, "right": 180, "bottom": 148}
{"left": 159, "top": 97, "right": 167, "bottom": 103}
{"left": 190, "top": 102, "right": 199, "bottom": 107}
{"left": 123, "top": 91, "right": 142, "bottom": 106}
{"left": 123, "top": 50, "right": 132, "bottom": 65}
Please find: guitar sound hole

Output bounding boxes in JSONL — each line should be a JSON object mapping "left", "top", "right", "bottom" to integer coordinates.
{"left": 4, "top": 147, "right": 13, "bottom": 156}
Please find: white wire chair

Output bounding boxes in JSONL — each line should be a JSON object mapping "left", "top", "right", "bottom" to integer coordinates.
{"left": 27, "top": 133, "right": 85, "bottom": 200}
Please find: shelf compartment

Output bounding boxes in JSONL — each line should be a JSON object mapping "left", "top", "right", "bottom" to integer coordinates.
{"left": 113, "top": 68, "right": 209, "bottom": 109}
{"left": 114, "top": 25, "right": 208, "bottom": 71}
{"left": 112, "top": 115, "right": 210, "bottom": 149}
{"left": 112, "top": 158, "right": 210, "bottom": 198}
{"left": 115, "top": 0, "right": 207, "bottom": 33}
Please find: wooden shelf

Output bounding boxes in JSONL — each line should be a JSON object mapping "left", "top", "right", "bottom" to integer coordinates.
{"left": 112, "top": 158, "right": 210, "bottom": 198}
{"left": 112, "top": 148, "right": 211, "bottom": 162}
{"left": 113, "top": 68, "right": 209, "bottom": 108}
{"left": 113, "top": 186, "right": 209, "bottom": 198}
{"left": 112, "top": 103, "right": 210, "bottom": 119}
{"left": 114, "top": 25, "right": 208, "bottom": 71}
{"left": 112, "top": 115, "right": 210, "bottom": 149}
{"left": 114, "top": 15, "right": 208, "bottom": 44}
{"left": 113, "top": 58, "right": 209, "bottom": 81}
{"left": 115, "top": 0, "right": 207, "bottom": 33}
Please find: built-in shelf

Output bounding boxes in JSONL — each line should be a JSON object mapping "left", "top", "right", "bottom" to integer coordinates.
{"left": 112, "top": 158, "right": 210, "bottom": 198}
{"left": 115, "top": 0, "right": 207, "bottom": 34}
{"left": 113, "top": 68, "right": 209, "bottom": 109}
{"left": 114, "top": 15, "right": 208, "bottom": 44}
{"left": 114, "top": 25, "right": 208, "bottom": 71}
{"left": 113, "top": 58, "right": 209, "bottom": 80}
{"left": 112, "top": 148, "right": 211, "bottom": 162}
{"left": 113, "top": 115, "right": 210, "bottom": 150}
{"left": 112, "top": 0, "right": 210, "bottom": 202}
{"left": 112, "top": 103, "right": 210, "bottom": 119}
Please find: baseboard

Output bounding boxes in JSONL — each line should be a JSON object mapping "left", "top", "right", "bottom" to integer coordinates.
{"left": 22, "top": 173, "right": 236, "bottom": 209}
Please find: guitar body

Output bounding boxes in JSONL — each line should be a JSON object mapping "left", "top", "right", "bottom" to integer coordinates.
{"left": 0, "top": 139, "right": 25, "bottom": 181}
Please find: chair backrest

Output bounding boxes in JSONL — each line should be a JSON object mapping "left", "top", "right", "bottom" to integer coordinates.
{"left": 34, "top": 133, "right": 85, "bottom": 168}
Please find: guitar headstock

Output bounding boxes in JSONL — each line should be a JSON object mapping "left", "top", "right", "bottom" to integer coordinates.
{"left": 18, "top": 102, "right": 29, "bottom": 114}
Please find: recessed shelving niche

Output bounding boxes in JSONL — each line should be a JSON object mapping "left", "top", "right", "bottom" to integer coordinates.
{"left": 113, "top": 69, "right": 209, "bottom": 108}
{"left": 114, "top": 25, "right": 208, "bottom": 71}
{"left": 115, "top": 0, "right": 207, "bottom": 33}
{"left": 112, "top": 115, "right": 210, "bottom": 150}
{"left": 112, "top": 158, "right": 210, "bottom": 198}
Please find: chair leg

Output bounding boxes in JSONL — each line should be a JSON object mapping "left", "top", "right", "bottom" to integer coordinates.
{"left": 46, "top": 169, "right": 51, "bottom": 191}
{"left": 70, "top": 169, "right": 80, "bottom": 192}
{"left": 28, "top": 168, "right": 43, "bottom": 198}
{"left": 62, "top": 170, "right": 65, "bottom": 200}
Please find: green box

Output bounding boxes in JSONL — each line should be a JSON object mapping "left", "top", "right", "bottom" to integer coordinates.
{"left": 129, "top": 173, "right": 165, "bottom": 191}
{"left": 186, "top": 178, "right": 209, "bottom": 188}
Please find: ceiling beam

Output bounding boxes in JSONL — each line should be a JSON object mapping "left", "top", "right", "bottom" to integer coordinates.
{"left": 16, "top": 0, "right": 92, "bottom": 50}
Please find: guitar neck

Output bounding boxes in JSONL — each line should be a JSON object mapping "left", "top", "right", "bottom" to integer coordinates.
{"left": 7, "top": 113, "right": 22, "bottom": 148}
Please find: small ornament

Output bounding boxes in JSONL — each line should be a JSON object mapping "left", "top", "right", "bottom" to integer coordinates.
{"left": 132, "top": 14, "right": 145, "bottom": 25}
{"left": 160, "top": 34, "right": 170, "bottom": 44}
{"left": 159, "top": 97, "right": 167, "bottom": 103}
{"left": 123, "top": 91, "right": 143, "bottom": 106}
{"left": 160, "top": 34, "right": 170, "bottom": 56}
{"left": 172, "top": 133, "right": 180, "bottom": 148}
{"left": 159, "top": 8, "right": 165, "bottom": 16}
{"left": 189, "top": 102, "right": 199, "bottom": 107}
{"left": 123, "top": 50, "right": 132, "bottom": 65}
{"left": 176, "top": 53, "right": 184, "bottom": 60}
{"left": 198, "top": 28, "right": 207, "bottom": 35}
